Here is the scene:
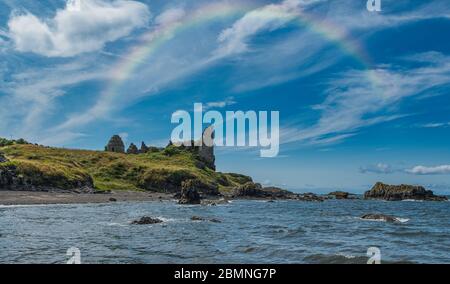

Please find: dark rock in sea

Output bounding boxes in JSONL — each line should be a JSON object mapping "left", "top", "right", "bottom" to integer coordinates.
{"left": 364, "top": 182, "right": 447, "bottom": 201}
{"left": 262, "top": 187, "right": 299, "bottom": 199}
{"left": 361, "top": 214, "right": 400, "bottom": 223}
{"left": 233, "top": 183, "right": 300, "bottom": 200}
{"left": 328, "top": 191, "right": 350, "bottom": 199}
{"left": 132, "top": 216, "right": 163, "bottom": 225}
{"left": 297, "top": 192, "right": 325, "bottom": 202}
{"left": 191, "top": 216, "right": 222, "bottom": 223}
{"left": 191, "top": 216, "right": 205, "bottom": 221}
{"left": 109, "top": 198, "right": 117, "bottom": 202}
{"left": 0, "top": 153, "right": 8, "bottom": 163}
{"left": 178, "top": 180, "right": 202, "bottom": 205}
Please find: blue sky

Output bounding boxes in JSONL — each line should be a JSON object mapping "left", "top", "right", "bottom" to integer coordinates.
{"left": 1, "top": 0, "right": 450, "bottom": 193}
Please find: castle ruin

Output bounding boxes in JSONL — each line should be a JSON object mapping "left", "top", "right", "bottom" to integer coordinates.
{"left": 105, "top": 127, "right": 216, "bottom": 170}
{"left": 105, "top": 135, "right": 125, "bottom": 153}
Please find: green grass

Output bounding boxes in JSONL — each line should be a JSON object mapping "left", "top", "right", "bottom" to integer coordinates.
{"left": 0, "top": 144, "right": 252, "bottom": 193}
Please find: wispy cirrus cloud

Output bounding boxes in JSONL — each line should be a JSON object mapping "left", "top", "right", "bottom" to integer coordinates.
{"left": 417, "top": 122, "right": 450, "bottom": 128}
{"left": 281, "top": 51, "right": 450, "bottom": 146}
{"left": 0, "top": 59, "right": 109, "bottom": 142}
{"left": 359, "top": 163, "right": 395, "bottom": 174}
{"left": 205, "top": 97, "right": 237, "bottom": 109}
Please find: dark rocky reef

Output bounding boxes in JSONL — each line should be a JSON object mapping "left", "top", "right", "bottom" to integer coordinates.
{"left": 132, "top": 216, "right": 163, "bottom": 225}
{"left": 297, "top": 192, "right": 325, "bottom": 202}
{"left": 328, "top": 191, "right": 358, "bottom": 200}
{"left": 178, "top": 180, "right": 202, "bottom": 205}
{"left": 361, "top": 214, "right": 401, "bottom": 223}
{"left": 364, "top": 182, "right": 447, "bottom": 201}
{"left": 191, "top": 216, "right": 221, "bottom": 223}
{"left": 232, "top": 182, "right": 324, "bottom": 201}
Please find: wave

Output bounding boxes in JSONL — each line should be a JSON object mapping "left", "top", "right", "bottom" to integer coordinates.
{"left": 358, "top": 217, "right": 409, "bottom": 223}
{"left": 105, "top": 222, "right": 128, "bottom": 227}
{"left": 304, "top": 253, "right": 367, "bottom": 264}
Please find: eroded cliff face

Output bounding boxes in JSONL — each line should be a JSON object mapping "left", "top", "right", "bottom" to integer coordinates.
{"left": 0, "top": 163, "right": 94, "bottom": 192}
{"left": 364, "top": 182, "right": 447, "bottom": 201}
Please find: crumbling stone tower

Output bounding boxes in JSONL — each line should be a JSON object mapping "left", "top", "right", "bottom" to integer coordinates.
{"left": 198, "top": 126, "right": 215, "bottom": 170}
{"left": 127, "top": 143, "right": 139, "bottom": 154}
{"left": 105, "top": 135, "right": 125, "bottom": 153}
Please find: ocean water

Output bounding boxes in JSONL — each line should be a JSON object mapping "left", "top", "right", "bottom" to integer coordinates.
{"left": 0, "top": 199, "right": 449, "bottom": 264}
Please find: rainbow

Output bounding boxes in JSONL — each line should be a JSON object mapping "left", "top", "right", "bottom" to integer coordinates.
{"left": 107, "top": 1, "right": 377, "bottom": 101}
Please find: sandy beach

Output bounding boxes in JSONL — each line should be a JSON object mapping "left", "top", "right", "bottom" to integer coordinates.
{"left": 0, "top": 190, "right": 174, "bottom": 206}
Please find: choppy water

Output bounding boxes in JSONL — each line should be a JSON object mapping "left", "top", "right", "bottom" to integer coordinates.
{"left": 0, "top": 199, "right": 449, "bottom": 264}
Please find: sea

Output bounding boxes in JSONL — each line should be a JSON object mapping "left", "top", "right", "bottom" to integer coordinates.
{"left": 0, "top": 198, "right": 449, "bottom": 264}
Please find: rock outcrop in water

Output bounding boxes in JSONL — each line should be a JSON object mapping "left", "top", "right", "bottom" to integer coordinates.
{"left": 132, "top": 216, "right": 163, "bottom": 225}
{"left": 364, "top": 182, "right": 447, "bottom": 201}
{"left": 191, "top": 216, "right": 222, "bottom": 223}
{"left": 328, "top": 191, "right": 351, "bottom": 199}
{"left": 178, "top": 180, "right": 202, "bottom": 204}
{"left": 232, "top": 182, "right": 324, "bottom": 201}
{"left": 297, "top": 192, "right": 325, "bottom": 202}
{"left": 361, "top": 214, "right": 400, "bottom": 223}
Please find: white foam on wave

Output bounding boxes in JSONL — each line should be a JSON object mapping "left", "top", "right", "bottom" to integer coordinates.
{"left": 0, "top": 203, "right": 78, "bottom": 209}
{"left": 359, "top": 217, "right": 409, "bottom": 223}
{"left": 402, "top": 199, "right": 423, "bottom": 202}
{"left": 336, "top": 253, "right": 356, "bottom": 259}
{"left": 105, "top": 222, "right": 128, "bottom": 227}
{"left": 156, "top": 216, "right": 177, "bottom": 223}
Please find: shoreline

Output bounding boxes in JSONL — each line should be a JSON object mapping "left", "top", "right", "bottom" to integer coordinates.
{"left": 0, "top": 190, "right": 174, "bottom": 206}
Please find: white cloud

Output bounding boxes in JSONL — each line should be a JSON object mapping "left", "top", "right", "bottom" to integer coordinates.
{"left": 360, "top": 163, "right": 395, "bottom": 174}
{"left": 155, "top": 7, "right": 185, "bottom": 26}
{"left": 7, "top": 0, "right": 150, "bottom": 57}
{"left": 406, "top": 165, "right": 450, "bottom": 175}
{"left": 215, "top": 0, "right": 315, "bottom": 57}
{"left": 205, "top": 97, "right": 236, "bottom": 109}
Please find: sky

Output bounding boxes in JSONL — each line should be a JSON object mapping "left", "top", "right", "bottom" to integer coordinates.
{"left": 0, "top": 0, "right": 450, "bottom": 193}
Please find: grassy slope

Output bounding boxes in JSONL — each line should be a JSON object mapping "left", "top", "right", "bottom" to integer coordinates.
{"left": 0, "top": 144, "right": 251, "bottom": 193}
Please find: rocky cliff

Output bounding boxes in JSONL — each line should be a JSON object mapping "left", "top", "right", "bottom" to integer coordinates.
{"left": 364, "top": 182, "right": 447, "bottom": 201}
{"left": 0, "top": 144, "right": 262, "bottom": 196}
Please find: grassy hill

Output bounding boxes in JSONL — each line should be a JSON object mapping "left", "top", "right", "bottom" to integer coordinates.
{"left": 0, "top": 143, "right": 253, "bottom": 195}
